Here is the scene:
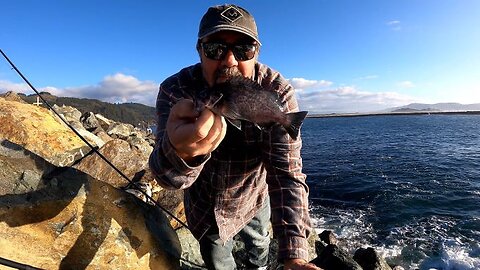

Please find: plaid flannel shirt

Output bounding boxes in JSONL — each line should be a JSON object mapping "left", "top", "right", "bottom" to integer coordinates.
{"left": 149, "top": 62, "right": 312, "bottom": 260}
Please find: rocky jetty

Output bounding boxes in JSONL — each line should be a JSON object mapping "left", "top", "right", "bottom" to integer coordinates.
{"left": 0, "top": 94, "right": 182, "bottom": 269}
{"left": 0, "top": 92, "right": 403, "bottom": 269}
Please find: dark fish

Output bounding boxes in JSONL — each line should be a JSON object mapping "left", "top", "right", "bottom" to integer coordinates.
{"left": 202, "top": 76, "right": 308, "bottom": 140}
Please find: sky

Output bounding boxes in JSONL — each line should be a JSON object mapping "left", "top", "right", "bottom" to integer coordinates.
{"left": 1, "top": 0, "right": 479, "bottom": 113}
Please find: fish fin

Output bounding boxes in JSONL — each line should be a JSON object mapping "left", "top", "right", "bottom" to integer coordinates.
{"left": 226, "top": 118, "right": 242, "bottom": 130}
{"left": 283, "top": 111, "right": 308, "bottom": 140}
{"left": 210, "top": 93, "right": 224, "bottom": 107}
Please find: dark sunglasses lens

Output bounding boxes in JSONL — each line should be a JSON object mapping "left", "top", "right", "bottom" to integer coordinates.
{"left": 202, "top": 43, "right": 256, "bottom": 61}
{"left": 232, "top": 44, "right": 256, "bottom": 61}
{"left": 202, "top": 43, "right": 227, "bottom": 60}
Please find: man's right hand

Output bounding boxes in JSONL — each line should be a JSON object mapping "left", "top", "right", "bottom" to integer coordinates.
{"left": 166, "top": 99, "right": 227, "bottom": 163}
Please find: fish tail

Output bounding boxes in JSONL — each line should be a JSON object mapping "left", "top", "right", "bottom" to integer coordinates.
{"left": 283, "top": 111, "right": 308, "bottom": 140}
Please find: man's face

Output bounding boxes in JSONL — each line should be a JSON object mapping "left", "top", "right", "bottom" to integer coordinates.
{"left": 198, "top": 31, "right": 258, "bottom": 87}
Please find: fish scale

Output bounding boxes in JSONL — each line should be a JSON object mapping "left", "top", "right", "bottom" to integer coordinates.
{"left": 204, "top": 76, "right": 308, "bottom": 140}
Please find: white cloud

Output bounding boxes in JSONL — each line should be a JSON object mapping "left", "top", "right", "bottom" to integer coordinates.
{"left": 288, "top": 78, "right": 333, "bottom": 91}
{"left": 356, "top": 75, "right": 379, "bottom": 80}
{"left": 57, "top": 73, "right": 158, "bottom": 106}
{"left": 387, "top": 20, "right": 402, "bottom": 31}
{"left": 398, "top": 81, "right": 415, "bottom": 88}
{"left": 1, "top": 74, "right": 421, "bottom": 113}
{"left": 387, "top": 20, "right": 400, "bottom": 25}
{"left": 0, "top": 73, "right": 159, "bottom": 106}
{"left": 0, "top": 80, "right": 31, "bottom": 93}
{"left": 296, "top": 86, "right": 417, "bottom": 113}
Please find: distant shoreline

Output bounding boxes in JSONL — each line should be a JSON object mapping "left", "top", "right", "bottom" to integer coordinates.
{"left": 307, "top": 110, "right": 480, "bottom": 118}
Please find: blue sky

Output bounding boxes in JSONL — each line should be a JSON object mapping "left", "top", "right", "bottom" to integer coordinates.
{"left": 1, "top": 0, "right": 479, "bottom": 113}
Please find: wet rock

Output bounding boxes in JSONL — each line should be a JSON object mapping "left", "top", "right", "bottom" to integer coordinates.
{"left": 319, "top": 230, "right": 338, "bottom": 245}
{"left": 354, "top": 247, "right": 392, "bottom": 270}
{"left": 312, "top": 244, "right": 363, "bottom": 270}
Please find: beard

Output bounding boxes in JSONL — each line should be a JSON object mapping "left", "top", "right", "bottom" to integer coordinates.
{"left": 214, "top": 67, "right": 242, "bottom": 84}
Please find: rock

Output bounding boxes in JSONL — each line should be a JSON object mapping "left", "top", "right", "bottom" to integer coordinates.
{"left": 176, "top": 227, "right": 205, "bottom": 269}
{"left": 80, "top": 111, "right": 102, "bottom": 131}
{"left": 0, "top": 91, "right": 27, "bottom": 103}
{"left": 319, "top": 230, "right": 338, "bottom": 245}
{"left": 128, "top": 135, "right": 153, "bottom": 154}
{"left": 0, "top": 98, "right": 90, "bottom": 166}
{"left": 95, "top": 113, "right": 114, "bottom": 131}
{"left": 107, "top": 122, "right": 135, "bottom": 140}
{"left": 73, "top": 139, "right": 149, "bottom": 188}
{"left": 354, "top": 247, "right": 392, "bottom": 270}
{"left": 67, "top": 120, "right": 106, "bottom": 149}
{"left": 0, "top": 143, "right": 181, "bottom": 269}
{"left": 52, "top": 104, "right": 82, "bottom": 123}
{"left": 312, "top": 244, "right": 363, "bottom": 270}
{"left": 93, "top": 129, "right": 114, "bottom": 144}
{"left": 0, "top": 139, "right": 56, "bottom": 196}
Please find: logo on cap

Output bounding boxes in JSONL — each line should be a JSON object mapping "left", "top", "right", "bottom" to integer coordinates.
{"left": 221, "top": 6, "right": 243, "bottom": 23}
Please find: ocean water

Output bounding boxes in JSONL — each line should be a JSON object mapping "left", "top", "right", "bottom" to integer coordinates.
{"left": 302, "top": 115, "right": 480, "bottom": 269}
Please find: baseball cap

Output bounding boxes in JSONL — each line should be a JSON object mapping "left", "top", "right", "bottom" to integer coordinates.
{"left": 198, "top": 4, "right": 261, "bottom": 45}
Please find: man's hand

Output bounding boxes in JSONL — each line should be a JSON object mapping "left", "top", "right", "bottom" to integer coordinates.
{"left": 166, "top": 99, "right": 227, "bottom": 162}
{"left": 283, "top": 258, "right": 322, "bottom": 270}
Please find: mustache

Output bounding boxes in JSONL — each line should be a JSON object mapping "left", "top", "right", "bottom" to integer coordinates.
{"left": 215, "top": 67, "right": 242, "bottom": 79}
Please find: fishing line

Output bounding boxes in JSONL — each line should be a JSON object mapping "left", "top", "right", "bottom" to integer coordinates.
{"left": 0, "top": 49, "right": 187, "bottom": 229}
{"left": 0, "top": 49, "right": 204, "bottom": 269}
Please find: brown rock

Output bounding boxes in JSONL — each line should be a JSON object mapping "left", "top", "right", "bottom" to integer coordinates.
{"left": 0, "top": 98, "right": 89, "bottom": 166}
{"left": 0, "top": 144, "right": 180, "bottom": 269}
{"left": 74, "top": 139, "right": 149, "bottom": 188}
{"left": 0, "top": 91, "right": 27, "bottom": 103}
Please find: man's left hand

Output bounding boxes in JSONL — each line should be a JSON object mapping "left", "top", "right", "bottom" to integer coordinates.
{"left": 283, "top": 258, "right": 322, "bottom": 270}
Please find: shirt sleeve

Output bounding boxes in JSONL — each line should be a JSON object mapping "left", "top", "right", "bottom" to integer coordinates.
{"left": 148, "top": 84, "right": 210, "bottom": 190}
{"left": 262, "top": 81, "right": 312, "bottom": 261}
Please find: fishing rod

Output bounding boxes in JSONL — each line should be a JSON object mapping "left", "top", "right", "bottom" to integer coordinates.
{"left": 1, "top": 48, "right": 209, "bottom": 269}
{"left": 0, "top": 256, "right": 42, "bottom": 270}
{"left": 0, "top": 48, "right": 187, "bottom": 229}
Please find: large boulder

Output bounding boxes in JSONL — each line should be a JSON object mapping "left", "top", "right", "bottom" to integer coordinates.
{"left": 0, "top": 141, "right": 181, "bottom": 269}
{"left": 73, "top": 139, "right": 150, "bottom": 188}
{"left": 107, "top": 122, "right": 135, "bottom": 140}
{"left": 52, "top": 104, "right": 83, "bottom": 123}
{"left": 0, "top": 98, "right": 89, "bottom": 166}
{"left": 73, "top": 139, "right": 185, "bottom": 229}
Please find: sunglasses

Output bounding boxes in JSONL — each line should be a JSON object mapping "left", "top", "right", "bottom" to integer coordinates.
{"left": 201, "top": 42, "right": 257, "bottom": 61}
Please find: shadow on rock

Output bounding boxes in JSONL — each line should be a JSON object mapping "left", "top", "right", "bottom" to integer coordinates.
{"left": 0, "top": 140, "right": 180, "bottom": 269}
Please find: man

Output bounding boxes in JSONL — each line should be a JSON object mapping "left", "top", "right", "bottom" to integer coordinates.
{"left": 149, "top": 4, "right": 319, "bottom": 270}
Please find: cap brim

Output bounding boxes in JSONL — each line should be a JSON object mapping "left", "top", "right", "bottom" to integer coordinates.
{"left": 198, "top": 25, "right": 261, "bottom": 45}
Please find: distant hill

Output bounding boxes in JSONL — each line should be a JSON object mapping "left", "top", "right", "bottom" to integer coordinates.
{"left": 390, "top": 102, "right": 480, "bottom": 112}
{"left": 5, "top": 92, "right": 156, "bottom": 126}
